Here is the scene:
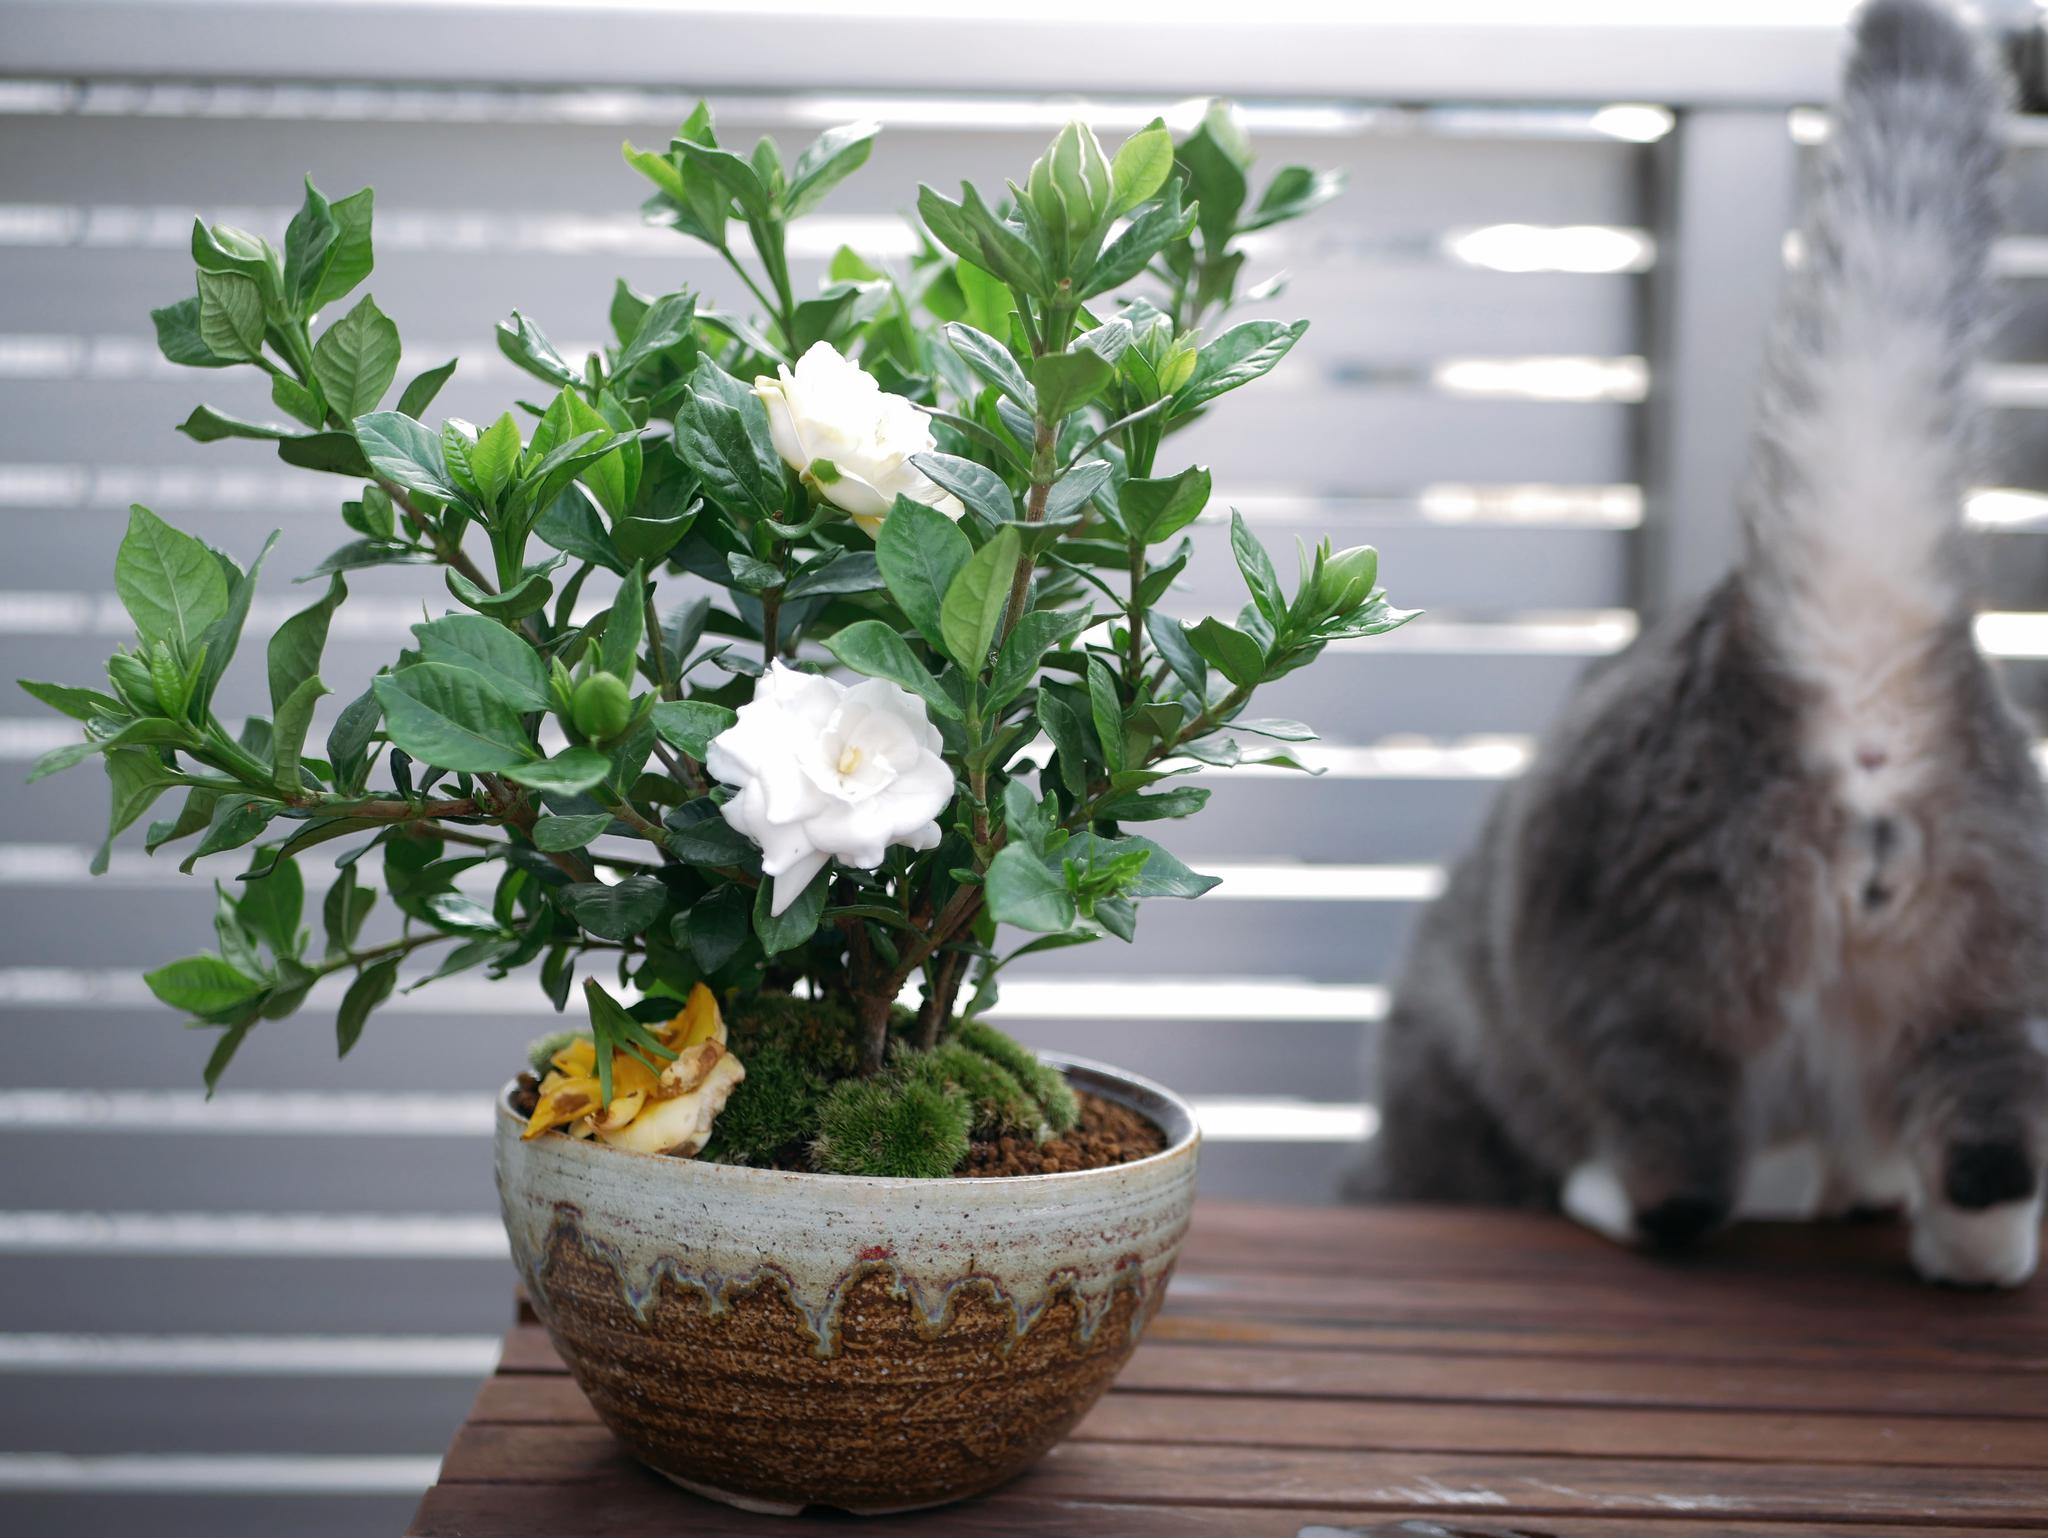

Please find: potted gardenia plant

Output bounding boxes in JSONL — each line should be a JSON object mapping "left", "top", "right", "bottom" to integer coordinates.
{"left": 22, "top": 101, "right": 1405, "bottom": 1513}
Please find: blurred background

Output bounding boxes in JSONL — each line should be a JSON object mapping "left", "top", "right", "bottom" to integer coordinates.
{"left": 5, "top": 0, "right": 2048, "bottom": 1532}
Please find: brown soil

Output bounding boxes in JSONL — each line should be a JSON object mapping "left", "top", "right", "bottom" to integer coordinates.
{"left": 507, "top": 1074, "right": 1165, "bottom": 1177}
{"left": 957, "top": 1091, "right": 1166, "bottom": 1177}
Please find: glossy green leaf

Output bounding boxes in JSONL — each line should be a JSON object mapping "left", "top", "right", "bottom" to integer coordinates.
{"left": 144, "top": 955, "right": 267, "bottom": 1015}
{"left": 116, "top": 506, "right": 229, "bottom": 652}
{"left": 411, "top": 613, "right": 549, "bottom": 711}
{"left": 652, "top": 699, "right": 737, "bottom": 759}
{"left": 984, "top": 844, "right": 1076, "bottom": 933}
{"left": 372, "top": 662, "right": 535, "bottom": 773}
{"left": 505, "top": 746, "right": 612, "bottom": 796}
{"left": 563, "top": 874, "right": 668, "bottom": 941}
{"left": 311, "top": 294, "right": 400, "bottom": 421}
{"left": 821, "top": 621, "right": 961, "bottom": 721}
{"left": 533, "top": 813, "right": 611, "bottom": 852}
{"left": 335, "top": 955, "right": 398, "bottom": 1057}
{"left": 875, "top": 494, "right": 971, "bottom": 648}
{"left": 938, "top": 524, "right": 1019, "bottom": 673}
{"left": 1121, "top": 466, "right": 1211, "bottom": 544}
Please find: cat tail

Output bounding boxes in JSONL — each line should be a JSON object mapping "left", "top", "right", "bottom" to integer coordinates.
{"left": 1741, "top": 0, "right": 2007, "bottom": 638}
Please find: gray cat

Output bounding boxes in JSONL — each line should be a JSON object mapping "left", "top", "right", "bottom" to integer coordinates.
{"left": 1354, "top": 0, "right": 2048, "bottom": 1287}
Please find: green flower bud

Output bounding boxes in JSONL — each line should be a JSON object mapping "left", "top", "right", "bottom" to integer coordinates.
{"left": 1316, "top": 544, "right": 1379, "bottom": 616}
{"left": 570, "top": 672, "right": 633, "bottom": 744}
{"left": 107, "top": 651, "right": 160, "bottom": 716}
{"left": 146, "top": 641, "right": 190, "bottom": 721}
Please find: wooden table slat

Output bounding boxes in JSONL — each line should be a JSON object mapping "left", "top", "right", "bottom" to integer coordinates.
{"left": 412, "top": 1202, "right": 2048, "bottom": 1536}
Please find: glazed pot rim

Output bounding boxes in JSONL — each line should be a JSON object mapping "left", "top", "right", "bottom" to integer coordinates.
{"left": 497, "top": 1049, "right": 1199, "bottom": 1188}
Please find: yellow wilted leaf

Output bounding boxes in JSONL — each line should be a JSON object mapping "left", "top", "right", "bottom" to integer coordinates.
{"left": 522, "top": 1076, "right": 604, "bottom": 1140}
{"left": 667, "top": 983, "right": 725, "bottom": 1051}
{"left": 609, "top": 1051, "right": 659, "bottom": 1101}
{"left": 591, "top": 1090, "right": 646, "bottom": 1131}
{"left": 550, "top": 1038, "right": 598, "bottom": 1078}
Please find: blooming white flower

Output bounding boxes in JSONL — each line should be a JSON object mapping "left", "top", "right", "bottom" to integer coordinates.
{"left": 754, "top": 341, "right": 965, "bottom": 536}
{"left": 705, "top": 662, "right": 954, "bottom": 915}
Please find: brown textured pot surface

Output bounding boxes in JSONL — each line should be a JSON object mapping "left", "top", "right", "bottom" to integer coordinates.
{"left": 494, "top": 1053, "right": 1199, "bottom": 1515}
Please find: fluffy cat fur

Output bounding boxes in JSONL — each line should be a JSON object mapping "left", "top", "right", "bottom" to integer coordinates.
{"left": 1353, "top": 0, "right": 2048, "bottom": 1286}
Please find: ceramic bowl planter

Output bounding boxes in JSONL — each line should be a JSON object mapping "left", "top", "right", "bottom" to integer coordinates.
{"left": 495, "top": 1053, "right": 1199, "bottom": 1515}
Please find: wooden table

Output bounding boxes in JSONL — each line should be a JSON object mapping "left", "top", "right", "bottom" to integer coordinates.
{"left": 408, "top": 1202, "right": 2048, "bottom": 1536}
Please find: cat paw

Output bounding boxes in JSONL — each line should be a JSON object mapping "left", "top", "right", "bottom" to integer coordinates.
{"left": 1562, "top": 1161, "right": 1728, "bottom": 1248}
{"left": 1910, "top": 1199, "right": 2042, "bottom": 1288}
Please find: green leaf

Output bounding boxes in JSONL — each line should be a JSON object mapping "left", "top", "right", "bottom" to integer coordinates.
{"left": 988, "top": 608, "right": 1089, "bottom": 711}
{"left": 938, "top": 525, "right": 1019, "bottom": 673}
{"left": 1085, "top": 182, "right": 1195, "bottom": 298}
{"left": 1038, "top": 685, "right": 1091, "bottom": 798}
{"left": 300, "top": 539, "right": 432, "bottom": 578}
{"left": 1146, "top": 612, "right": 1208, "bottom": 697}
{"left": 1121, "top": 466, "right": 1211, "bottom": 544}
{"left": 268, "top": 575, "right": 343, "bottom": 713}
{"left": 683, "top": 887, "right": 750, "bottom": 972}
{"left": 354, "top": 412, "right": 462, "bottom": 503}
{"left": 322, "top": 863, "right": 374, "bottom": 957}
{"left": 19, "top": 679, "right": 122, "bottom": 723}
{"left": 784, "top": 548, "right": 882, "bottom": 599}
{"left": 335, "top": 956, "right": 398, "bottom": 1058}
{"left": 301, "top": 186, "right": 375, "bottom": 314}
{"left": 271, "top": 674, "right": 328, "bottom": 790}
{"left": 875, "top": 495, "right": 971, "bottom": 648}
{"left": 1045, "top": 460, "right": 1113, "bottom": 523}
{"left": 1230, "top": 509, "right": 1285, "bottom": 625}
{"left": 411, "top": 613, "right": 549, "bottom": 711}
{"left": 907, "top": 454, "right": 1015, "bottom": 527}
{"left": 1242, "top": 164, "right": 1345, "bottom": 233}
{"left": 276, "top": 431, "right": 373, "bottom": 478}
{"left": 563, "top": 874, "right": 668, "bottom": 941}
{"left": 822, "top": 622, "right": 961, "bottom": 721}
{"left": 28, "top": 741, "right": 98, "bottom": 782}
{"left": 753, "top": 866, "right": 828, "bottom": 956}
{"left": 1171, "top": 319, "right": 1309, "bottom": 418}
{"left": 786, "top": 119, "right": 879, "bottom": 217}
{"left": 651, "top": 699, "right": 737, "bottom": 759}
{"left": 1031, "top": 348, "right": 1116, "bottom": 422}
{"left": 372, "top": 662, "right": 535, "bottom": 773}
{"left": 1086, "top": 655, "right": 1127, "bottom": 774}
{"left": 151, "top": 297, "right": 233, "bottom": 369}
{"left": 1110, "top": 124, "right": 1174, "bottom": 215}
{"left": 665, "top": 803, "right": 757, "bottom": 867}
{"left": 311, "top": 294, "right": 401, "bottom": 421}
{"left": 674, "top": 359, "right": 784, "bottom": 521}
{"left": 985, "top": 845, "right": 1076, "bottom": 932}
{"left": 177, "top": 404, "right": 293, "bottom": 444}
{"left": 270, "top": 374, "right": 324, "bottom": 428}
{"left": 447, "top": 563, "right": 555, "bottom": 622}
{"left": 145, "top": 955, "right": 267, "bottom": 1015}
{"left": 178, "top": 792, "right": 279, "bottom": 874}
{"left": 674, "top": 138, "right": 773, "bottom": 223}
{"left": 195, "top": 270, "right": 264, "bottom": 361}
{"left": 1186, "top": 617, "right": 1266, "bottom": 688}
{"left": 1177, "top": 108, "right": 1250, "bottom": 248}
{"left": 326, "top": 687, "right": 380, "bottom": 790}
{"left": 395, "top": 357, "right": 458, "bottom": 419}
{"left": 235, "top": 849, "right": 304, "bottom": 958}
{"left": 504, "top": 746, "right": 611, "bottom": 795}
{"left": 533, "top": 813, "right": 611, "bottom": 852}
{"left": 612, "top": 289, "right": 697, "bottom": 377}
{"left": 942, "top": 323, "right": 1033, "bottom": 408}
{"left": 534, "top": 487, "right": 625, "bottom": 574}
{"left": 495, "top": 309, "right": 579, "bottom": 389}
{"left": 1070, "top": 832, "right": 1221, "bottom": 899}
{"left": 116, "top": 506, "right": 229, "bottom": 652}
{"left": 599, "top": 562, "right": 645, "bottom": 683}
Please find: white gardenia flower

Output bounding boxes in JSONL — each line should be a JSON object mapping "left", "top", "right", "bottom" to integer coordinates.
{"left": 754, "top": 341, "right": 965, "bottom": 536}
{"left": 705, "top": 662, "right": 954, "bottom": 915}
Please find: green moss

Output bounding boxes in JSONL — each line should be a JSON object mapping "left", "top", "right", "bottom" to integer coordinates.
{"left": 953, "top": 1019, "right": 1078, "bottom": 1133}
{"left": 903, "top": 1041, "right": 1041, "bottom": 1134}
{"left": 699, "top": 991, "right": 862, "bottom": 1167}
{"left": 811, "top": 1073, "right": 971, "bottom": 1179}
{"left": 703, "top": 1035, "right": 827, "bottom": 1165}
{"left": 523, "top": 1029, "right": 586, "bottom": 1077}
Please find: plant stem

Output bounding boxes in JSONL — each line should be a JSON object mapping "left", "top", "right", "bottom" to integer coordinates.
{"left": 759, "top": 586, "right": 783, "bottom": 665}
{"left": 997, "top": 417, "right": 1057, "bottom": 645}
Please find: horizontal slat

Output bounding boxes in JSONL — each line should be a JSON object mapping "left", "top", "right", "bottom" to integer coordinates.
{"left": 0, "top": 2, "right": 1850, "bottom": 104}
{"left": 0, "top": 112, "right": 1645, "bottom": 229}
{"left": 0, "top": 1451, "right": 438, "bottom": 1493}
{"left": 2, "top": 1492, "right": 423, "bottom": 1538}
{"left": 0, "top": 1332, "right": 497, "bottom": 1375}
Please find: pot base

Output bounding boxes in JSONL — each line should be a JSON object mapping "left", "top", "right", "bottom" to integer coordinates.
{"left": 657, "top": 1467, "right": 970, "bottom": 1518}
